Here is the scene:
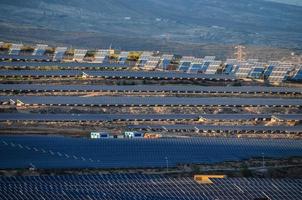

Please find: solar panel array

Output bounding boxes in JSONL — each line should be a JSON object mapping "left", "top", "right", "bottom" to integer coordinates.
{"left": 0, "top": 70, "right": 236, "bottom": 81}
{"left": 160, "top": 54, "right": 173, "bottom": 70}
{"left": 118, "top": 51, "right": 129, "bottom": 64}
{"left": 1, "top": 84, "right": 301, "bottom": 94}
{"left": 204, "top": 61, "right": 222, "bottom": 74}
{"left": 2, "top": 96, "right": 301, "bottom": 107}
{"left": 0, "top": 62, "right": 128, "bottom": 69}
{"left": 0, "top": 135, "right": 301, "bottom": 169}
{"left": 290, "top": 67, "right": 302, "bottom": 81}
{"left": 0, "top": 55, "right": 51, "bottom": 62}
{"left": 73, "top": 49, "right": 87, "bottom": 62}
{"left": 32, "top": 44, "right": 48, "bottom": 56}
{"left": 263, "top": 61, "right": 280, "bottom": 78}
{"left": 187, "top": 58, "right": 205, "bottom": 73}
{"left": 235, "top": 63, "right": 253, "bottom": 78}
{"left": 94, "top": 49, "right": 111, "bottom": 63}
{"left": 1, "top": 113, "right": 301, "bottom": 122}
{"left": 9, "top": 43, "right": 23, "bottom": 55}
{"left": 223, "top": 59, "right": 239, "bottom": 74}
{"left": 248, "top": 62, "right": 266, "bottom": 79}
{"left": 143, "top": 56, "right": 161, "bottom": 70}
{"left": 0, "top": 174, "right": 301, "bottom": 200}
{"left": 203, "top": 56, "right": 216, "bottom": 62}
{"left": 52, "top": 47, "right": 67, "bottom": 61}
{"left": 268, "top": 64, "right": 292, "bottom": 83}
{"left": 137, "top": 51, "right": 153, "bottom": 67}
{"left": 128, "top": 124, "right": 302, "bottom": 133}
{"left": 178, "top": 56, "right": 196, "bottom": 71}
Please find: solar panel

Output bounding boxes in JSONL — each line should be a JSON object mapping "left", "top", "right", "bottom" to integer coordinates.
{"left": 203, "top": 56, "right": 216, "bottom": 62}
{"left": 129, "top": 124, "right": 302, "bottom": 133}
{"left": 187, "top": 58, "right": 205, "bottom": 73}
{"left": 178, "top": 56, "right": 195, "bottom": 72}
{"left": 32, "top": 44, "right": 48, "bottom": 56}
{"left": 291, "top": 67, "right": 302, "bottom": 81}
{"left": 235, "top": 63, "right": 253, "bottom": 78}
{"left": 159, "top": 54, "right": 173, "bottom": 70}
{"left": 52, "top": 47, "right": 67, "bottom": 61}
{"left": 161, "top": 54, "right": 174, "bottom": 60}
{"left": 0, "top": 135, "right": 301, "bottom": 169}
{"left": 1, "top": 96, "right": 301, "bottom": 107}
{"left": 94, "top": 49, "right": 112, "bottom": 63}
{"left": 268, "top": 64, "right": 292, "bottom": 83}
{"left": 0, "top": 174, "right": 301, "bottom": 200}
{"left": 223, "top": 60, "right": 239, "bottom": 75}
{"left": 2, "top": 113, "right": 301, "bottom": 122}
{"left": 248, "top": 62, "right": 266, "bottom": 79}
{"left": 225, "top": 59, "right": 239, "bottom": 65}
{"left": 1, "top": 84, "right": 301, "bottom": 94}
{"left": 73, "top": 49, "right": 87, "bottom": 62}
{"left": 139, "top": 51, "right": 153, "bottom": 57}
{"left": 247, "top": 58, "right": 259, "bottom": 64}
{"left": 9, "top": 43, "right": 23, "bottom": 55}
{"left": 0, "top": 70, "right": 237, "bottom": 81}
{"left": 143, "top": 56, "right": 161, "bottom": 70}
{"left": 264, "top": 61, "right": 280, "bottom": 78}
{"left": 137, "top": 52, "right": 153, "bottom": 67}
{"left": 0, "top": 62, "right": 128, "bottom": 69}
{"left": 118, "top": 51, "right": 129, "bottom": 64}
{"left": 268, "top": 61, "right": 280, "bottom": 67}
{"left": 205, "top": 61, "right": 222, "bottom": 74}
{"left": 0, "top": 55, "right": 51, "bottom": 61}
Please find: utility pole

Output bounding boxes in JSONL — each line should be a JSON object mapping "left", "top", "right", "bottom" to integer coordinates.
{"left": 234, "top": 45, "right": 246, "bottom": 61}
{"left": 262, "top": 152, "right": 265, "bottom": 169}
{"left": 165, "top": 156, "right": 169, "bottom": 173}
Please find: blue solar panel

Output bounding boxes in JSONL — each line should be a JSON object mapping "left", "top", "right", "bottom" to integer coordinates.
{"left": 34, "top": 49, "right": 46, "bottom": 56}
{"left": 188, "top": 63, "right": 204, "bottom": 73}
{"left": 178, "top": 62, "right": 191, "bottom": 72}
{"left": 118, "top": 57, "right": 127, "bottom": 64}
{"left": 1, "top": 96, "right": 301, "bottom": 107}
{"left": 291, "top": 69, "right": 302, "bottom": 81}
{"left": 0, "top": 136, "right": 301, "bottom": 169}
{"left": 223, "top": 64, "right": 233, "bottom": 74}
{"left": 0, "top": 174, "right": 301, "bottom": 200}
{"left": 264, "top": 65, "right": 275, "bottom": 78}
{"left": 161, "top": 59, "right": 171, "bottom": 70}
{"left": 249, "top": 67, "right": 264, "bottom": 79}
{"left": 188, "top": 62, "right": 210, "bottom": 73}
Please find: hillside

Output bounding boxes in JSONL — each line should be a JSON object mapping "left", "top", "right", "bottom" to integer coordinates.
{"left": 0, "top": 0, "right": 301, "bottom": 57}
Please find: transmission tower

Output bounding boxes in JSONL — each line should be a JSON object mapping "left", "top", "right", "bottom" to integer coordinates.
{"left": 234, "top": 45, "right": 246, "bottom": 61}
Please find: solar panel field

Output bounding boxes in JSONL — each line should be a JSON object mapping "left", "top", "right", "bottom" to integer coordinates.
{"left": 0, "top": 42, "right": 301, "bottom": 199}
{"left": 0, "top": 174, "right": 301, "bottom": 200}
{"left": 1, "top": 135, "right": 301, "bottom": 169}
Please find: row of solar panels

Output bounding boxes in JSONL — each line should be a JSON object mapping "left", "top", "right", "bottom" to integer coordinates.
{"left": 1, "top": 135, "right": 301, "bottom": 169}
{"left": 0, "top": 61, "right": 129, "bottom": 69}
{"left": 0, "top": 70, "right": 236, "bottom": 81}
{"left": 128, "top": 124, "right": 302, "bottom": 133}
{"left": 3, "top": 96, "right": 302, "bottom": 107}
{"left": 1, "top": 84, "right": 301, "bottom": 94}
{"left": 1, "top": 60, "right": 301, "bottom": 83}
{"left": 1, "top": 42, "right": 301, "bottom": 82}
{"left": 0, "top": 113, "right": 301, "bottom": 122}
{"left": 0, "top": 174, "right": 301, "bottom": 200}
{"left": 1, "top": 43, "right": 114, "bottom": 63}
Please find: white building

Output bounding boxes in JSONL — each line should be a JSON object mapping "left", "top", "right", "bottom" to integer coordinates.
{"left": 124, "top": 131, "right": 144, "bottom": 138}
